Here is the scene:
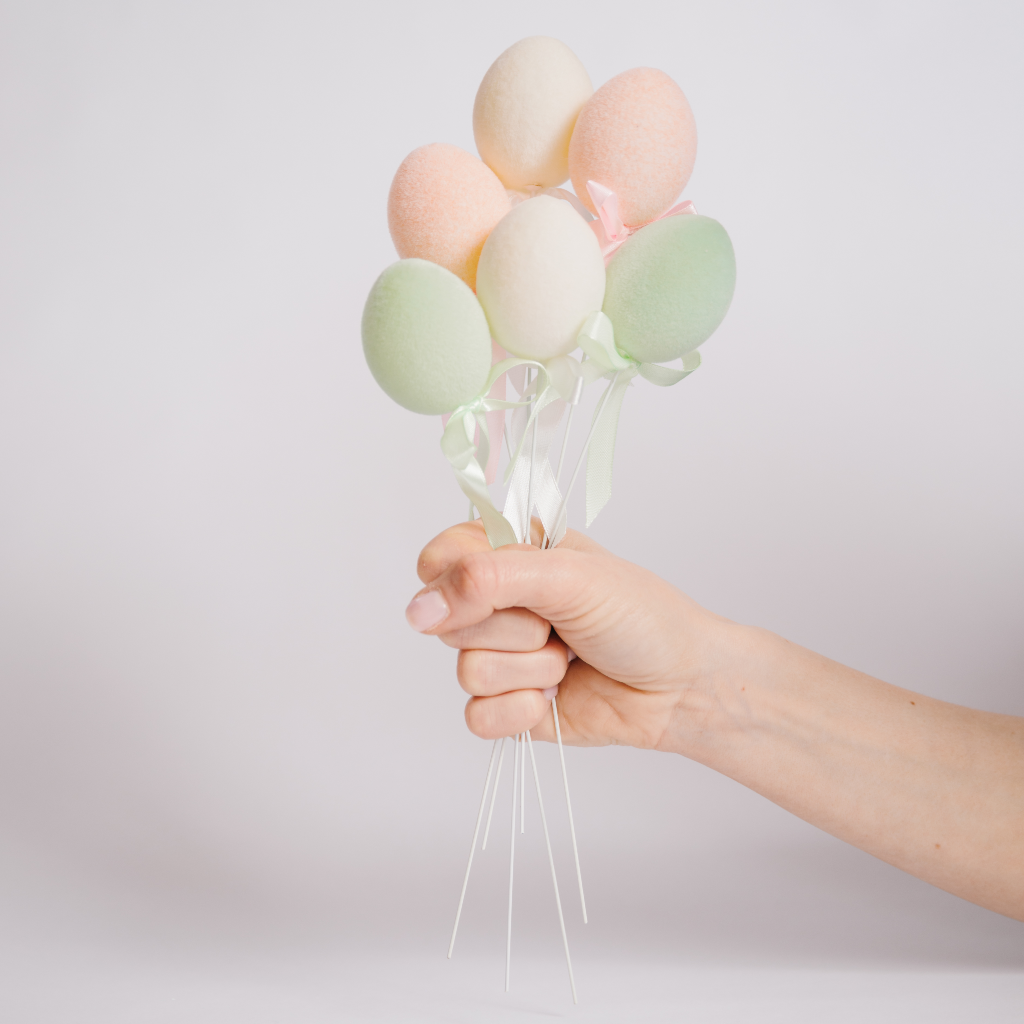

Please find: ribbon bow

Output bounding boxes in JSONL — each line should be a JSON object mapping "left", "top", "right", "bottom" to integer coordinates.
{"left": 441, "top": 358, "right": 554, "bottom": 549}
{"left": 576, "top": 312, "right": 701, "bottom": 526}
{"left": 586, "top": 180, "right": 696, "bottom": 266}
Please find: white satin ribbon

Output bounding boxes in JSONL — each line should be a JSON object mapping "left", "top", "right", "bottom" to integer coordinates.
{"left": 576, "top": 311, "right": 701, "bottom": 526}
{"left": 441, "top": 358, "right": 550, "bottom": 549}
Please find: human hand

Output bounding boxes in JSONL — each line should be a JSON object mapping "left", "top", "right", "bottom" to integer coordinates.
{"left": 407, "top": 523, "right": 1024, "bottom": 922}
{"left": 406, "top": 520, "right": 746, "bottom": 751}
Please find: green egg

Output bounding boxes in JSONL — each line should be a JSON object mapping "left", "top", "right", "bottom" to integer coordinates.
{"left": 362, "top": 259, "right": 493, "bottom": 415}
{"left": 603, "top": 214, "right": 736, "bottom": 364}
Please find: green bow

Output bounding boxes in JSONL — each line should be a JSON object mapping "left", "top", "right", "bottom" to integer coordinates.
{"left": 441, "top": 358, "right": 552, "bottom": 549}
{"left": 576, "top": 312, "right": 701, "bottom": 526}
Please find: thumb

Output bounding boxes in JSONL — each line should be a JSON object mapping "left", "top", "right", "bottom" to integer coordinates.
{"left": 405, "top": 544, "right": 603, "bottom": 637}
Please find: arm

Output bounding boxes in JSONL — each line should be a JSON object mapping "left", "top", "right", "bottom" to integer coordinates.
{"left": 406, "top": 521, "right": 1024, "bottom": 921}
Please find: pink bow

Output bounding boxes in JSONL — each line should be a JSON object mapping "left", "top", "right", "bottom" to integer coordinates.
{"left": 586, "top": 180, "right": 696, "bottom": 266}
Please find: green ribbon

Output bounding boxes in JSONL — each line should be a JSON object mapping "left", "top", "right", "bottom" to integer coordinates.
{"left": 441, "top": 358, "right": 552, "bottom": 550}
{"left": 576, "top": 312, "right": 701, "bottom": 527}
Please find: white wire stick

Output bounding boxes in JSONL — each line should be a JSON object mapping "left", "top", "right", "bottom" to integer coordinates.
{"left": 506, "top": 733, "right": 520, "bottom": 992}
{"left": 520, "top": 730, "right": 526, "bottom": 832}
{"left": 525, "top": 369, "right": 538, "bottom": 545}
{"left": 555, "top": 403, "right": 576, "bottom": 483}
{"left": 552, "top": 695, "right": 587, "bottom": 923}
{"left": 481, "top": 736, "right": 507, "bottom": 850}
{"left": 448, "top": 738, "right": 501, "bottom": 958}
{"left": 526, "top": 730, "right": 578, "bottom": 1004}
{"left": 542, "top": 372, "right": 619, "bottom": 551}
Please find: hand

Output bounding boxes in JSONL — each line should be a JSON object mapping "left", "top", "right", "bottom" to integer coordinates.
{"left": 407, "top": 520, "right": 1024, "bottom": 921}
{"left": 406, "top": 519, "right": 743, "bottom": 750}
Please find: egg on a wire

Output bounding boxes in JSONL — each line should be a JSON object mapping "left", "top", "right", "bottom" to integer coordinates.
{"left": 603, "top": 214, "right": 736, "bottom": 365}
{"left": 362, "top": 259, "right": 493, "bottom": 415}
{"left": 570, "top": 67, "right": 697, "bottom": 228}
{"left": 473, "top": 36, "right": 593, "bottom": 191}
{"left": 475, "top": 195, "right": 605, "bottom": 361}
{"left": 388, "top": 143, "right": 511, "bottom": 291}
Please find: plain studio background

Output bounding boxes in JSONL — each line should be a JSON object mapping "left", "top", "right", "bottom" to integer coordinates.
{"left": 1, "top": 1, "right": 1022, "bottom": 1021}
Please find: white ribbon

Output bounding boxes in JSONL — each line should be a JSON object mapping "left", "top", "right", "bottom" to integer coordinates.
{"left": 502, "top": 355, "right": 585, "bottom": 544}
{"left": 576, "top": 311, "right": 701, "bottom": 526}
{"left": 441, "top": 358, "right": 549, "bottom": 549}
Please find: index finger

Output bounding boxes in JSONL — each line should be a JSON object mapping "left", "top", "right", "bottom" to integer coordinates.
{"left": 417, "top": 518, "right": 608, "bottom": 584}
{"left": 405, "top": 544, "right": 594, "bottom": 637}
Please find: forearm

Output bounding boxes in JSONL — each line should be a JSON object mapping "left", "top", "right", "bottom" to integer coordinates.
{"left": 672, "top": 623, "right": 1024, "bottom": 919}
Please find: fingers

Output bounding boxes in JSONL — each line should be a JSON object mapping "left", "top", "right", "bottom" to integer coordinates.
{"left": 416, "top": 518, "right": 608, "bottom": 585}
{"left": 438, "top": 607, "right": 550, "bottom": 652}
{"left": 462, "top": 658, "right": 679, "bottom": 749}
{"left": 406, "top": 545, "right": 601, "bottom": 636}
{"left": 417, "top": 520, "right": 492, "bottom": 584}
{"left": 465, "top": 688, "right": 553, "bottom": 740}
{"left": 457, "top": 637, "right": 568, "bottom": 697}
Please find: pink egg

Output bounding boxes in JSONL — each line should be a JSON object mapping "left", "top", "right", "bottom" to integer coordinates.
{"left": 569, "top": 68, "right": 697, "bottom": 228}
{"left": 387, "top": 143, "right": 511, "bottom": 291}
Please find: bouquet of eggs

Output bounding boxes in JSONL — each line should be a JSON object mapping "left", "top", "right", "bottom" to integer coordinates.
{"left": 363, "top": 36, "right": 736, "bottom": 552}
{"left": 362, "top": 36, "right": 736, "bottom": 1003}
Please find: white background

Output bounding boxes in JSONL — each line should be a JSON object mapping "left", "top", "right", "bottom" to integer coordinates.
{"left": 1, "top": 1, "right": 1022, "bottom": 1020}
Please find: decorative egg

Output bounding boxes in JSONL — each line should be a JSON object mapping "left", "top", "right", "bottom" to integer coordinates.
{"left": 603, "top": 214, "right": 735, "bottom": 364}
{"left": 475, "top": 195, "right": 605, "bottom": 361}
{"left": 569, "top": 68, "right": 697, "bottom": 228}
{"left": 388, "top": 143, "right": 511, "bottom": 290}
{"left": 473, "top": 36, "right": 593, "bottom": 190}
{"left": 362, "top": 259, "right": 493, "bottom": 415}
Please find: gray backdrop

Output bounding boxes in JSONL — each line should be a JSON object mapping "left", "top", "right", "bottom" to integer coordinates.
{"left": 1, "top": 1, "right": 1022, "bottom": 1020}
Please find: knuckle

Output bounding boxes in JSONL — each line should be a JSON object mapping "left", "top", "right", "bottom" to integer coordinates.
{"left": 464, "top": 698, "right": 489, "bottom": 738}
{"left": 450, "top": 552, "right": 499, "bottom": 608}
{"left": 456, "top": 650, "right": 486, "bottom": 695}
{"left": 416, "top": 541, "right": 445, "bottom": 584}
{"left": 526, "top": 613, "right": 551, "bottom": 650}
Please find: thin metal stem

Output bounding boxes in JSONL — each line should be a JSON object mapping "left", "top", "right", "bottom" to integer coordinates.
{"left": 526, "top": 731, "right": 577, "bottom": 1004}
{"left": 554, "top": 353, "right": 586, "bottom": 486}
{"left": 481, "top": 736, "right": 506, "bottom": 850}
{"left": 506, "top": 733, "right": 520, "bottom": 991}
{"left": 553, "top": 696, "right": 587, "bottom": 923}
{"left": 448, "top": 739, "right": 501, "bottom": 958}
{"left": 555, "top": 404, "right": 575, "bottom": 484}
{"left": 525, "top": 369, "right": 538, "bottom": 544}
{"left": 520, "top": 731, "right": 526, "bottom": 832}
{"left": 542, "top": 372, "right": 619, "bottom": 551}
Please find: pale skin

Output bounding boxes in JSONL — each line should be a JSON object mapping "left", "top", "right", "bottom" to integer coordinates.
{"left": 405, "top": 520, "right": 1024, "bottom": 922}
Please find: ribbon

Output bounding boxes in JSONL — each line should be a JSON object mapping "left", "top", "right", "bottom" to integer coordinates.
{"left": 586, "top": 180, "right": 696, "bottom": 266}
{"left": 502, "top": 354, "right": 585, "bottom": 543}
{"left": 576, "top": 311, "right": 701, "bottom": 526}
{"left": 441, "top": 358, "right": 550, "bottom": 549}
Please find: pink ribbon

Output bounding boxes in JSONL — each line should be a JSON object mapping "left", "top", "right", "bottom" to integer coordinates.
{"left": 586, "top": 180, "right": 696, "bottom": 266}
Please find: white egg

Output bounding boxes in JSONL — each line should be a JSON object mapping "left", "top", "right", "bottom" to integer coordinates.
{"left": 475, "top": 195, "right": 605, "bottom": 361}
{"left": 473, "top": 37, "right": 593, "bottom": 190}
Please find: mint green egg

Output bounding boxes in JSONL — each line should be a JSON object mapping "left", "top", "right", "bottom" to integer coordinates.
{"left": 603, "top": 215, "right": 736, "bottom": 364}
{"left": 362, "top": 259, "right": 493, "bottom": 415}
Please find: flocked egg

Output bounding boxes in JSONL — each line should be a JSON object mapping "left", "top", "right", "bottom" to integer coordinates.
{"left": 475, "top": 195, "right": 605, "bottom": 361}
{"left": 570, "top": 68, "right": 697, "bottom": 228}
{"left": 362, "top": 259, "right": 493, "bottom": 415}
{"left": 388, "top": 144, "right": 511, "bottom": 290}
{"left": 603, "top": 214, "right": 735, "bottom": 364}
{"left": 473, "top": 36, "right": 593, "bottom": 191}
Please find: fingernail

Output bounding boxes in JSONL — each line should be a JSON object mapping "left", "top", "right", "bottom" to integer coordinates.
{"left": 542, "top": 685, "right": 559, "bottom": 700}
{"left": 567, "top": 648, "right": 578, "bottom": 662}
{"left": 405, "top": 590, "right": 449, "bottom": 632}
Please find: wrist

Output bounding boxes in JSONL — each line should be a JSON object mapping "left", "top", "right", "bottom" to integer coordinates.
{"left": 660, "top": 618, "right": 791, "bottom": 765}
